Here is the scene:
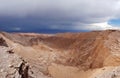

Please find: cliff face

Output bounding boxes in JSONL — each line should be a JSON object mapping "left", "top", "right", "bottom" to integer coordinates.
{"left": 0, "top": 30, "right": 120, "bottom": 78}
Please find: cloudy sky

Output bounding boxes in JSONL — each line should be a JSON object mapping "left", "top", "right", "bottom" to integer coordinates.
{"left": 0, "top": 0, "right": 120, "bottom": 33}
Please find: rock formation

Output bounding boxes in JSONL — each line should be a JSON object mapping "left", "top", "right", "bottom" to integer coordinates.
{"left": 0, "top": 30, "right": 120, "bottom": 78}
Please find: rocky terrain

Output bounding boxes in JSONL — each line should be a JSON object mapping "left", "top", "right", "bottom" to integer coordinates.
{"left": 0, "top": 30, "right": 120, "bottom": 78}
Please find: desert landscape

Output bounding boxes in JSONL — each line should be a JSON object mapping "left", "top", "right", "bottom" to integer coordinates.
{"left": 0, "top": 0, "right": 120, "bottom": 78}
{"left": 0, "top": 30, "right": 120, "bottom": 78}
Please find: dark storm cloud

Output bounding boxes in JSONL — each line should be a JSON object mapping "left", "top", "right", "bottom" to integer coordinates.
{"left": 0, "top": 0, "right": 120, "bottom": 32}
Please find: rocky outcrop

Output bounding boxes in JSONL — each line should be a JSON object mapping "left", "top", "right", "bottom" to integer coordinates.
{"left": 0, "top": 46, "right": 51, "bottom": 78}
{"left": 0, "top": 37, "right": 8, "bottom": 47}
{"left": 0, "top": 46, "right": 23, "bottom": 78}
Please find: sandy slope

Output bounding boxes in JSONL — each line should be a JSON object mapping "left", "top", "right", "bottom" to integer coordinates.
{"left": 0, "top": 30, "right": 120, "bottom": 78}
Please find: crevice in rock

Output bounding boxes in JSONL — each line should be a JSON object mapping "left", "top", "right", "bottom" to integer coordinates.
{"left": 18, "top": 60, "right": 30, "bottom": 78}
{"left": 7, "top": 49, "right": 14, "bottom": 54}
